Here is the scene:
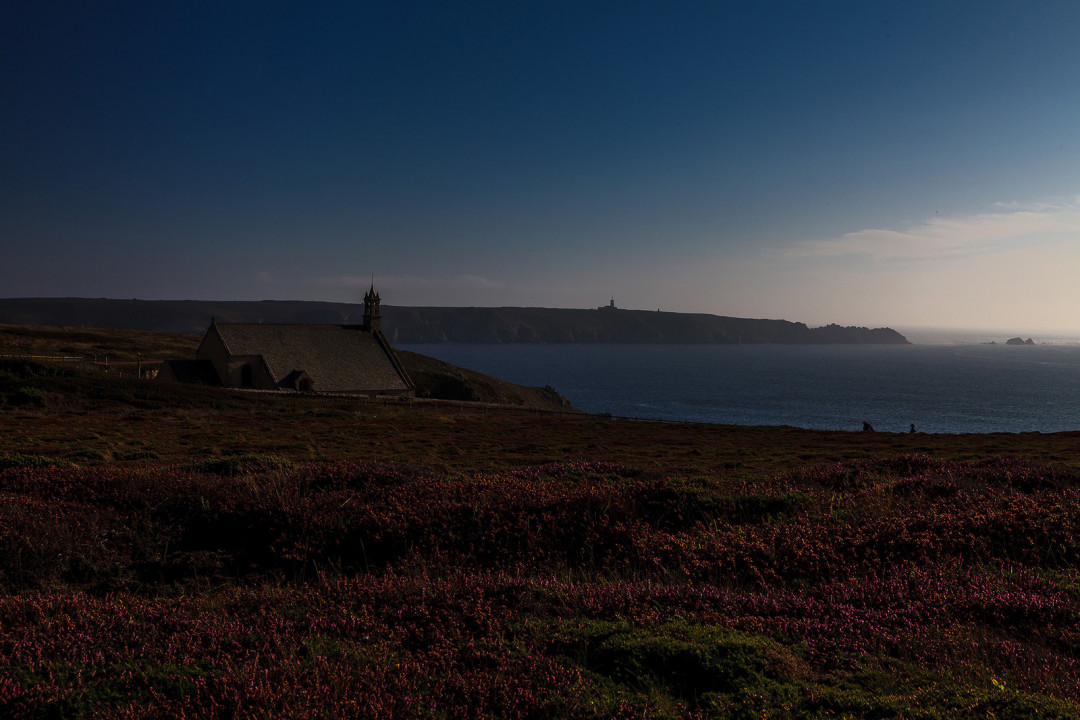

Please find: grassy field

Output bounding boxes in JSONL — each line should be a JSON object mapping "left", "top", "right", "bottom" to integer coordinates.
{"left": 3, "top": 327, "right": 1080, "bottom": 718}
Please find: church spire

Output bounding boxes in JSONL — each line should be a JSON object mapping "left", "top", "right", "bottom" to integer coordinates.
{"left": 363, "top": 282, "right": 382, "bottom": 332}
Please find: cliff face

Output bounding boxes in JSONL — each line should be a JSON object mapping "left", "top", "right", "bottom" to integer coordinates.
{"left": 0, "top": 299, "right": 910, "bottom": 345}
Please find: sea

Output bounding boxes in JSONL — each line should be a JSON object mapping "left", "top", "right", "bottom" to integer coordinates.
{"left": 397, "top": 337, "right": 1080, "bottom": 434}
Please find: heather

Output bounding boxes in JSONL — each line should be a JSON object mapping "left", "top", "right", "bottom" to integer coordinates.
{"left": 3, "top": 452, "right": 1080, "bottom": 718}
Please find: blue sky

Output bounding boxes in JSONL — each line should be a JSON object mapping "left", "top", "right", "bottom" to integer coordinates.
{"left": 4, "top": 1, "right": 1080, "bottom": 333}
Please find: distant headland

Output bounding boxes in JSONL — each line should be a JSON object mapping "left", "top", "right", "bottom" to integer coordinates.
{"left": 382, "top": 306, "right": 910, "bottom": 344}
{"left": 0, "top": 298, "right": 910, "bottom": 345}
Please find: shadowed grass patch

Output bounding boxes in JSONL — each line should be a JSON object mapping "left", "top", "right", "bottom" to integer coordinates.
{"left": 543, "top": 618, "right": 808, "bottom": 710}
{"left": 185, "top": 453, "right": 293, "bottom": 476}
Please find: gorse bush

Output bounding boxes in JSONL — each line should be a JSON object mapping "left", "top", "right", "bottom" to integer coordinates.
{"left": 0, "top": 360, "right": 71, "bottom": 406}
{"left": 0, "top": 358, "right": 73, "bottom": 380}
{"left": 5, "top": 385, "right": 46, "bottom": 406}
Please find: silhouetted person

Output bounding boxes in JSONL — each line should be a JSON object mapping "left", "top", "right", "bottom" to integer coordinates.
{"left": 909, "top": 423, "right": 916, "bottom": 434}
{"left": 862, "top": 421, "right": 874, "bottom": 432}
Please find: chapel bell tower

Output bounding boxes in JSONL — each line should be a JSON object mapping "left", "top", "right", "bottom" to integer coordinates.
{"left": 363, "top": 283, "right": 381, "bottom": 333}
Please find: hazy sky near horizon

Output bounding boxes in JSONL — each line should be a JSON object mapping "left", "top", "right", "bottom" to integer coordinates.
{"left": 4, "top": 1, "right": 1080, "bottom": 333}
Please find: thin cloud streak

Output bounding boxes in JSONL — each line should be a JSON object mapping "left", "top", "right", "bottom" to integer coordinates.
{"left": 727, "top": 195, "right": 1080, "bottom": 334}
{"left": 783, "top": 197, "right": 1080, "bottom": 262}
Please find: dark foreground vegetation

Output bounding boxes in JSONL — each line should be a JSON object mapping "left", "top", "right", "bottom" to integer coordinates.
{"left": 3, "top": 330, "right": 1080, "bottom": 718}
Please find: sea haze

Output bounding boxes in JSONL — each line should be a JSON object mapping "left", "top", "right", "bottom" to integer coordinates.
{"left": 398, "top": 343, "right": 1080, "bottom": 434}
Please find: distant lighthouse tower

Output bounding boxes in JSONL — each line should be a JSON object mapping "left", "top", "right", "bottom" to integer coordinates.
{"left": 363, "top": 283, "right": 382, "bottom": 332}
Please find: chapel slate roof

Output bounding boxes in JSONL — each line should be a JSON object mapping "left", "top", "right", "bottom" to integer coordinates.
{"left": 209, "top": 323, "right": 411, "bottom": 394}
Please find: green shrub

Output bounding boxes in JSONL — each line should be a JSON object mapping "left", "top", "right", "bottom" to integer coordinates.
{"left": 543, "top": 618, "right": 806, "bottom": 712}
{"left": 7, "top": 386, "right": 47, "bottom": 407}
{"left": 0, "top": 359, "right": 72, "bottom": 379}
{"left": 119, "top": 449, "right": 159, "bottom": 461}
{"left": 0, "top": 453, "right": 70, "bottom": 469}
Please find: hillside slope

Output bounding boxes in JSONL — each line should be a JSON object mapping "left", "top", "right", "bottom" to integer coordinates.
{"left": 0, "top": 325, "right": 576, "bottom": 412}
{"left": 396, "top": 349, "right": 575, "bottom": 411}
